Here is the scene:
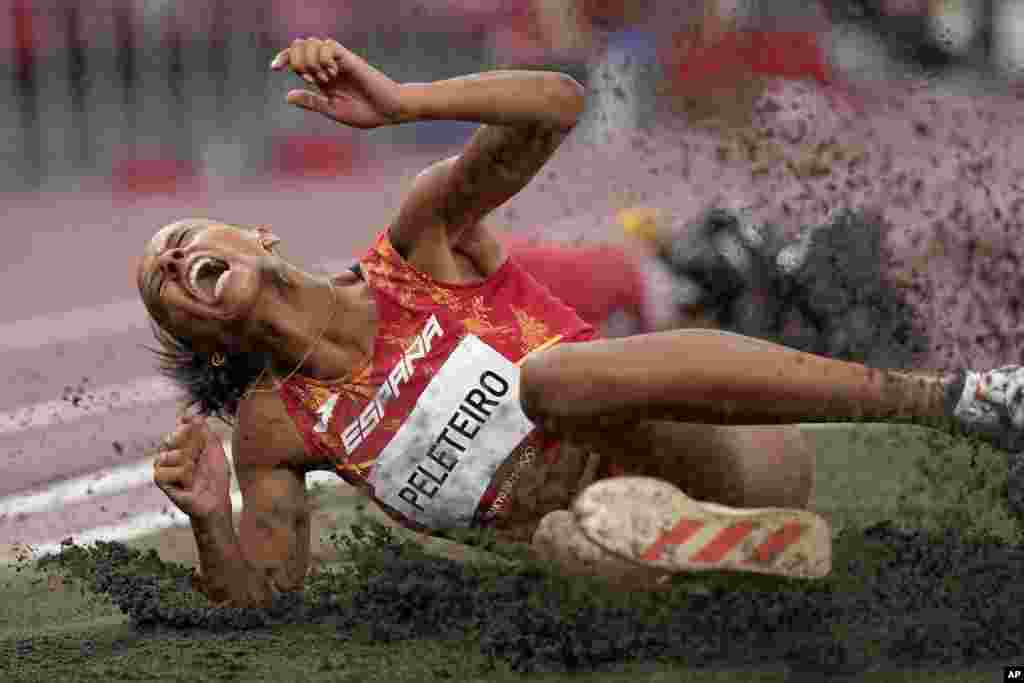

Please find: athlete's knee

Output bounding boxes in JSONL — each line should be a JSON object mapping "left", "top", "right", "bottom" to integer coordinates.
{"left": 520, "top": 343, "right": 656, "bottom": 430}
{"left": 519, "top": 350, "right": 571, "bottom": 425}
{"left": 727, "top": 425, "right": 816, "bottom": 509}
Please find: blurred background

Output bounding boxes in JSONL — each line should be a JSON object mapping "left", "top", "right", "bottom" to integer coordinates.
{"left": 6, "top": 0, "right": 1024, "bottom": 558}
{"left": 4, "top": 0, "right": 1024, "bottom": 193}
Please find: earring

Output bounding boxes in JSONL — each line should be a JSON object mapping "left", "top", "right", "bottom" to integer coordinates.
{"left": 211, "top": 352, "right": 226, "bottom": 367}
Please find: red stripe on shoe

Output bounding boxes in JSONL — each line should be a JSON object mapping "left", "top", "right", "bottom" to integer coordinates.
{"left": 640, "top": 518, "right": 704, "bottom": 562}
{"left": 749, "top": 522, "right": 806, "bottom": 564}
{"left": 691, "top": 521, "right": 755, "bottom": 564}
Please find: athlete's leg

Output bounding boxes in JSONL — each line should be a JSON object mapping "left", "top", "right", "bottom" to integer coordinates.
{"left": 528, "top": 422, "right": 820, "bottom": 587}
{"left": 520, "top": 328, "right": 955, "bottom": 429}
{"left": 518, "top": 328, "right": 952, "bottom": 509}
{"left": 575, "top": 420, "right": 815, "bottom": 510}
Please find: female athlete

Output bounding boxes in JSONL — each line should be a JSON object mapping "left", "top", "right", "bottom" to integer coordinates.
{"left": 138, "top": 38, "right": 1024, "bottom": 605}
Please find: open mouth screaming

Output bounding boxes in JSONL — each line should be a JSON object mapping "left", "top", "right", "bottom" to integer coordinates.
{"left": 187, "top": 256, "right": 230, "bottom": 302}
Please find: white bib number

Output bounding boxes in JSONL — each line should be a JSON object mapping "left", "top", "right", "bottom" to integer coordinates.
{"left": 369, "top": 334, "right": 535, "bottom": 529}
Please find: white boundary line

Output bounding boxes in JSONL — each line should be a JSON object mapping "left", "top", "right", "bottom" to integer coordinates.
{"left": 0, "top": 456, "right": 159, "bottom": 518}
{"left": 0, "top": 441, "right": 339, "bottom": 518}
{"left": 23, "top": 508, "right": 194, "bottom": 558}
{"left": 1, "top": 440, "right": 341, "bottom": 561}
{"left": 15, "top": 477, "right": 341, "bottom": 561}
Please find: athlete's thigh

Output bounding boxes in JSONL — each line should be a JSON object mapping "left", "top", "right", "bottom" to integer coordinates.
{"left": 519, "top": 329, "right": 812, "bottom": 426}
{"left": 518, "top": 332, "right": 696, "bottom": 424}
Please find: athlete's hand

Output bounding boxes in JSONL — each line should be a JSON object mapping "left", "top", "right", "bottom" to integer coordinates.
{"left": 270, "top": 37, "right": 404, "bottom": 129}
{"left": 153, "top": 414, "right": 232, "bottom": 520}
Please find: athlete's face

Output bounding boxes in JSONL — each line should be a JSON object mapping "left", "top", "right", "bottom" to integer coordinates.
{"left": 136, "top": 220, "right": 281, "bottom": 349}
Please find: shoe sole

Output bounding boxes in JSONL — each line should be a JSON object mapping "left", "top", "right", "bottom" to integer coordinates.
{"left": 572, "top": 477, "right": 832, "bottom": 580}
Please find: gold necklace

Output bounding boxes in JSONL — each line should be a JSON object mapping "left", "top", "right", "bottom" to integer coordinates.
{"left": 244, "top": 276, "right": 339, "bottom": 398}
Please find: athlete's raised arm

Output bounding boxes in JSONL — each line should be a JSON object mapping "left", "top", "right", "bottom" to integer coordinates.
{"left": 270, "top": 38, "right": 585, "bottom": 255}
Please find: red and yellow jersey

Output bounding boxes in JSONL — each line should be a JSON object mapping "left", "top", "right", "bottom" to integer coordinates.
{"left": 277, "top": 231, "right": 596, "bottom": 534}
